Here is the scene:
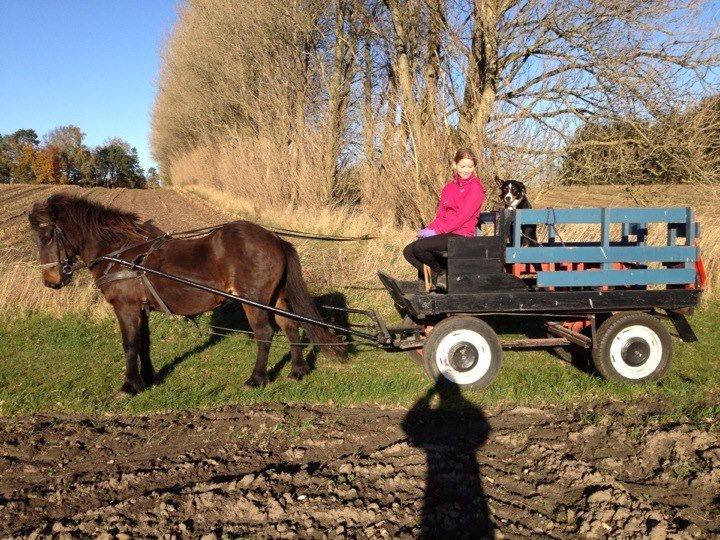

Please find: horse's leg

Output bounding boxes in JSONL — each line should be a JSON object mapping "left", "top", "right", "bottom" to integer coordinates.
{"left": 139, "top": 308, "right": 155, "bottom": 387}
{"left": 244, "top": 306, "right": 274, "bottom": 388}
{"left": 275, "top": 293, "right": 308, "bottom": 380}
{"left": 113, "top": 302, "right": 145, "bottom": 395}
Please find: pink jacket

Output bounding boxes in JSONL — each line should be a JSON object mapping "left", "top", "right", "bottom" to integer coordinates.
{"left": 428, "top": 173, "right": 485, "bottom": 237}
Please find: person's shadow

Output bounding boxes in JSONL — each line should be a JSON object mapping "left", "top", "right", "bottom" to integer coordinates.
{"left": 402, "top": 381, "right": 494, "bottom": 539}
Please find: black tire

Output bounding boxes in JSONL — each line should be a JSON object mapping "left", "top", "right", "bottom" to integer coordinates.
{"left": 422, "top": 316, "right": 502, "bottom": 390}
{"left": 592, "top": 312, "right": 673, "bottom": 383}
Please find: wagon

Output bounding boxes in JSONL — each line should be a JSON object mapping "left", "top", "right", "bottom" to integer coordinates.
{"left": 377, "top": 206, "right": 706, "bottom": 389}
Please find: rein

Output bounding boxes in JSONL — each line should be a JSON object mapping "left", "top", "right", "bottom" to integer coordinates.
{"left": 161, "top": 222, "right": 377, "bottom": 242}
{"left": 83, "top": 218, "right": 377, "bottom": 285}
{"left": 266, "top": 227, "right": 376, "bottom": 242}
{"left": 83, "top": 219, "right": 376, "bottom": 273}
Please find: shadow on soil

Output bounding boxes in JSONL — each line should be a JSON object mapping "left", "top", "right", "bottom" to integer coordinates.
{"left": 402, "top": 381, "right": 494, "bottom": 539}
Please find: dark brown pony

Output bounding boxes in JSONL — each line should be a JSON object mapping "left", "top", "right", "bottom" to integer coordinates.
{"left": 28, "top": 194, "right": 346, "bottom": 395}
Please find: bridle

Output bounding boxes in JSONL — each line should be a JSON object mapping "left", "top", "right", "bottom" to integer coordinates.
{"left": 38, "top": 224, "right": 86, "bottom": 279}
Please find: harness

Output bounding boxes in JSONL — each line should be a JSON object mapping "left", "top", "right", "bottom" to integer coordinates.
{"left": 93, "top": 234, "right": 175, "bottom": 316}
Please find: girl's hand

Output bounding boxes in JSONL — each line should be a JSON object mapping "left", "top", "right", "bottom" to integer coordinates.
{"left": 418, "top": 227, "right": 437, "bottom": 238}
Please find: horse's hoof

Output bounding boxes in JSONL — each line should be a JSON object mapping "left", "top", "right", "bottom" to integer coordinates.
{"left": 287, "top": 369, "right": 307, "bottom": 381}
{"left": 120, "top": 380, "right": 144, "bottom": 395}
{"left": 115, "top": 390, "right": 133, "bottom": 400}
{"left": 244, "top": 376, "right": 268, "bottom": 388}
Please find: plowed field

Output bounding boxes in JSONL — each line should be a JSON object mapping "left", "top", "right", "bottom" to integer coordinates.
{"left": 1, "top": 400, "right": 718, "bottom": 538}
{"left": 0, "top": 184, "right": 231, "bottom": 264}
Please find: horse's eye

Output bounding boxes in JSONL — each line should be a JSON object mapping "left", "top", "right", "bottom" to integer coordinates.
{"left": 41, "top": 235, "right": 53, "bottom": 245}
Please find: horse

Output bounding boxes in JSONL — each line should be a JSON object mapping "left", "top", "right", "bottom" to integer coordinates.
{"left": 28, "top": 194, "right": 346, "bottom": 396}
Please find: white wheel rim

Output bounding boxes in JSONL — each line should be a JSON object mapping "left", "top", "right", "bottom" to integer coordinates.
{"left": 435, "top": 329, "right": 492, "bottom": 384}
{"left": 609, "top": 325, "right": 663, "bottom": 379}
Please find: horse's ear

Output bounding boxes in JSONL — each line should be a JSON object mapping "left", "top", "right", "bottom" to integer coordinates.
{"left": 141, "top": 219, "right": 165, "bottom": 236}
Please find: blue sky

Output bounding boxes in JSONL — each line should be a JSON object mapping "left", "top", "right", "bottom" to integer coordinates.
{"left": 0, "top": 0, "right": 181, "bottom": 172}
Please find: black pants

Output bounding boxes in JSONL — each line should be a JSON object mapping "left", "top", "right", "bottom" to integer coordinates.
{"left": 403, "top": 234, "right": 458, "bottom": 276}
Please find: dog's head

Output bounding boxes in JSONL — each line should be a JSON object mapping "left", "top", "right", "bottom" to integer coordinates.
{"left": 500, "top": 180, "right": 527, "bottom": 209}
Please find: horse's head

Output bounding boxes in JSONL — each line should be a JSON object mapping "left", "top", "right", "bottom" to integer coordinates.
{"left": 28, "top": 198, "right": 82, "bottom": 289}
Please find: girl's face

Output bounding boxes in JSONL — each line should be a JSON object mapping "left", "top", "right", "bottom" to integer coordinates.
{"left": 454, "top": 158, "right": 476, "bottom": 179}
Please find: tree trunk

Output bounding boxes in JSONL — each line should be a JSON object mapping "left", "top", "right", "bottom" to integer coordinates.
{"left": 421, "top": 0, "right": 442, "bottom": 127}
{"left": 363, "top": 36, "right": 375, "bottom": 163}
{"left": 324, "top": 0, "right": 353, "bottom": 200}
{"left": 385, "top": 0, "right": 420, "bottom": 130}
{"left": 458, "top": 0, "right": 501, "bottom": 146}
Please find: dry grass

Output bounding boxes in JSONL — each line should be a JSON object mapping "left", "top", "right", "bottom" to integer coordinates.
{"left": 0, "top": 260, "right": 109, "bottom": 319}
{"left": 168, "top": 133, "right": 342, "bottom": 209}
{"left": 168, "top": 130, "right": 463, "bottom": 229}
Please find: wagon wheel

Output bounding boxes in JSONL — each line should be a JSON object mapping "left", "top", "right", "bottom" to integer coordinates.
{"left": 423, "top": 316, "right": 502, "bottom": 390}
{"left": 592, "top": 312, "right": 673, "bottom": 383}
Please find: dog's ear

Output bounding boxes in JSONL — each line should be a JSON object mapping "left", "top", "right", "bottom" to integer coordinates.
{"left": 517, "top": 181, "right": 527, "bottom": 194}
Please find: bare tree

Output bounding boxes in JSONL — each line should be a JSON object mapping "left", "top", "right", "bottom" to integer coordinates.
{"left": 151, "top": 0, "right": 720, "bottom": 223}
{"left": 457, "top": 0, "right": 720, "bottom": 175}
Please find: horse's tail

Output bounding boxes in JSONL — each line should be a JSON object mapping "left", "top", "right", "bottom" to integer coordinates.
{"left": 280, "top": 239, "right": 348, "bottom": 358}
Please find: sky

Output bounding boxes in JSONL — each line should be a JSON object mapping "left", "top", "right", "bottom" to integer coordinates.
{"left": 0, "top": 0, "right": 182, "bottom": 172}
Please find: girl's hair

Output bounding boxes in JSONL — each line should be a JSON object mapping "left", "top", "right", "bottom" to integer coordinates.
{"left": 453, "top": 147, "right": 477, "bottom": 165}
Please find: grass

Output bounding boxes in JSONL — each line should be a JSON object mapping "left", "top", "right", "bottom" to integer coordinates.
{"left": 1, "top": 304, "right": 718, "bottom": 417}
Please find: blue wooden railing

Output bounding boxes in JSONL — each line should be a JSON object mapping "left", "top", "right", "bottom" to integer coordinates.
{"left": 503, "top": 207, "right": 699, "bottom": 288}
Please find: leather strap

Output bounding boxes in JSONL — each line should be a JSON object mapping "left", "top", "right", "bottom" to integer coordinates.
{"left": 94, "top": 269, "right": 175, "bottom": 318}
{"left": 95, "top": 270, "right": 139, "bottom": 288}
{"left": 140, "top": 273, "right": 174, "bottom": 317}
{"left": 92, "top": 233, "right": 179, "bottom": 317}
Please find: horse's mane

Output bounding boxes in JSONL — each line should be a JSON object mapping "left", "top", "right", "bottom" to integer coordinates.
{"left": 43, "top": 194, "right": 154, "bottom": 245}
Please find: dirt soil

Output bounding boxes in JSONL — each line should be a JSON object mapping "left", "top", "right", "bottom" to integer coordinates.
{"left": 0, "top": 184, "right": 231, "bottom": 264}
{"left": 1, "top": 399, "right": 718, "bottom": 539}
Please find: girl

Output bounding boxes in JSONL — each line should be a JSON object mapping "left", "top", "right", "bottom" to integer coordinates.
{"left": 403, "top": 148, "right": 485, "bottom": 291}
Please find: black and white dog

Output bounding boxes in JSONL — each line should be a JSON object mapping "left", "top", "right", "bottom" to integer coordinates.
{"left": 500, "top": 180, "right": 538, "bottom": 247}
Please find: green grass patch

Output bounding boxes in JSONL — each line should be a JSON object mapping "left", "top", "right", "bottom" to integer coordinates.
{"left": 0, "top": 305, "right": 718, "bottom": 416}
